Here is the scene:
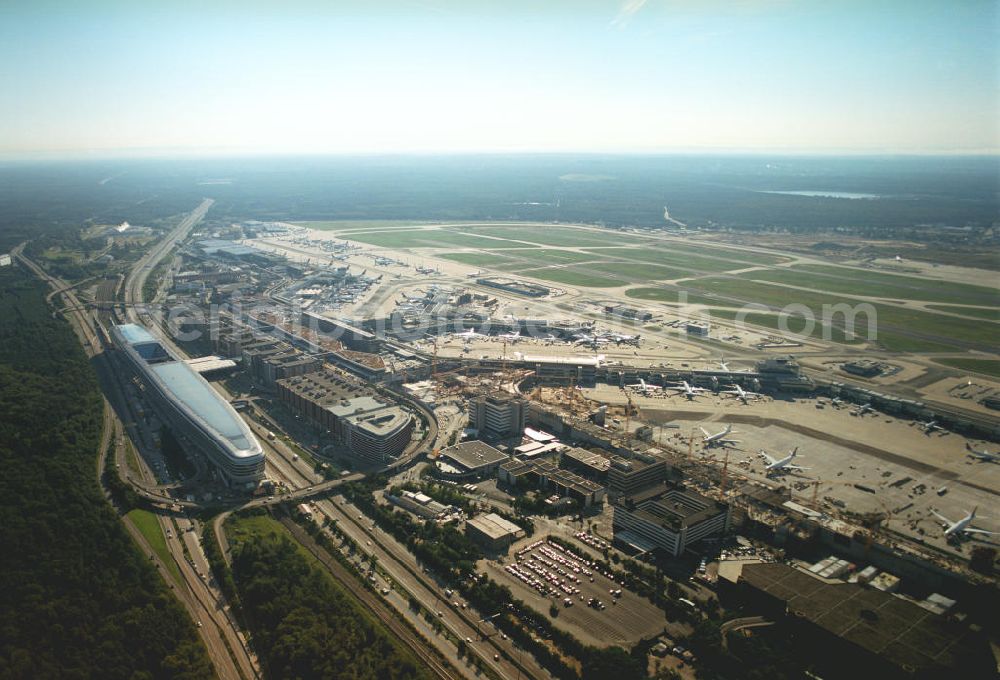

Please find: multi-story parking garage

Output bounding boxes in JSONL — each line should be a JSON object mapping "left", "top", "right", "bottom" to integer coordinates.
{"left": 111, "top": 323, "right": 265, "bottom": 485}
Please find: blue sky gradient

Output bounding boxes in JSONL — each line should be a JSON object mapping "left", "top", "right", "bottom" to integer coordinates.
{"left": 1, "top": 0, "right": 997, "bottom": 156}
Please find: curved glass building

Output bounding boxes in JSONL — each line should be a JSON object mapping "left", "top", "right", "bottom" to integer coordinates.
{"left": 112, "top": 323, "right": 265, "bottom": 485}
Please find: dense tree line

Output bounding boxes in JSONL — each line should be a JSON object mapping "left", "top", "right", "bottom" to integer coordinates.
{"left": 0, "top": 268, "right": 213, "bottom": 678}
{"left": 228, "top": 515, "right": 430, "bottom": 680}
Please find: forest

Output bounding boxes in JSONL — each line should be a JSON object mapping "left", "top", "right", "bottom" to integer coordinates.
{"left": 0, "top": 266, "right": 213, "bottom": 678}
{"left": 227, "top": 512, "right": 431, "bottom": 680}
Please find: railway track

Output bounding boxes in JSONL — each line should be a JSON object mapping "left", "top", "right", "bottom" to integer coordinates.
{"left": 280, "top": 517, "right": 463, "bottom": 680}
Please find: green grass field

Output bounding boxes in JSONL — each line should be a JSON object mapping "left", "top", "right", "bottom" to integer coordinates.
{"left": 127, "top": 509, "right": 182, "bottom": 584}
{"left": 594, "top": 247, "right": 749, "bottom": 273}
{"left": 749, "top": 265, "right": 1000, "bottom": 305}
{"left": 647, "top": 243, "right": 790, "bottom": 266}
{"left": 341, "top": 229, "right": 537, "bottom": 249}
{"left": 516, "top": 266, "right": 622, "bottom": 288}
{"left": 624, "top": 287, "right": 741, "bottom": 306}
{"left": 456, "top": 224, "right": 629, "bottom": 247}
{"left": 932, "top": 358, "right": 1000, "bottom": 378}
{"left": 294, "top": 220, "right": 444, "bottom": 231}
{"left": 708, "top": 309, "right": 866, "bottom": 345}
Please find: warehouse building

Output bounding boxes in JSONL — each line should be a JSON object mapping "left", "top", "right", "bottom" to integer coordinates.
{"left": 720, "top": 562, "right": 994, "bottom": 679}
{"left": 435, "top": 441, "right": 508, "bottom": 479}
{"left": 612, "top": 484, "right": 730, "bottom": 556}
{"left": 465, "top": 513, "right": 525, "bottom": 552}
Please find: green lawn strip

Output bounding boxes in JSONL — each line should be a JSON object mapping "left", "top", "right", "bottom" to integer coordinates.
{"left": 593, "top": 247, "right": 749, "bottom": 273}
{"left": 587, "top": 262, "right": 688, "bottom": 281}
{"left": 454, "top": 225, "right": 627, "bottom": 247}
{"left": 342, "top": 229, "right": 536, "bottom": 249}
{"left": 708, "top": 309, "right": 865, "bottom": 345}
{"left": 624, "top": 287, "right": 741, "bottom": 307}
{"left": 127, "top": 508, "right": 183, "bottom": 584}
{"left": 516, "top": 266, "right": 622, "bottom": 288}
{"left": 932, "top": 358, "right": 1000, "bottom": 379}
{"left": 751, "top": 265, "right": 1000, "bottom": 305}
{"left": 925, "top": 305, "right": 1000, "bottom": 321}
{"left": 647, "top": 242, "right": 790, "bottom": 266}
{"left": 293, "top": 220, "right": 446, "bottom": 231}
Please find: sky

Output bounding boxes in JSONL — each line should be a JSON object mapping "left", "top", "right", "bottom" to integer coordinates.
{"left": 0, "top": 0, "right": 997, "bottom": 157}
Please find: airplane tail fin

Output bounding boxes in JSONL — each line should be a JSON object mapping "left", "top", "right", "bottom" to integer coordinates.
{"left": 972, "top": 506, "right": 978, "bottom": 518}
{"left": 791, "top": 447, "right": 799, "bottom": 457}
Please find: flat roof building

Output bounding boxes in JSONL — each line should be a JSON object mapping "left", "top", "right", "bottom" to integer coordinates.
{"left": 612, "top": 484, "right": 730, "bottom": 556}
{"left": 436, "top": 441, "right": 508, "bottom": 479}
{"left": 722, "top": 562, "right": 994, "bottom": 679}
{"left": 498, "top": 458, "right": 606, "bottom": 507}
{"left": 466, "top": 513, "right": 525, "bottom": 552}
{"left": 470, "top": 393, "right": 526, "bottom": 440}
{"left": 561, "top": 447, "right": 612, "bottom": 481}
{"left": 276, "top": 370, "right": 414, "bottom": 465}
{"left": 608, "top": 453, "right": 671, "bottom": 499}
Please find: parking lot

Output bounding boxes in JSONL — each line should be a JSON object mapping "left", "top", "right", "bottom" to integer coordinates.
{"left": 480, "top": 536, "right": 672, "bottom": 648}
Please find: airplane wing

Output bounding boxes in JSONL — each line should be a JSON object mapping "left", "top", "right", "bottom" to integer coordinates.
{"left": 931, "top": 510, "right": 954, "bottom": 525}
{"left": 786, "top": 465, "right": 811, "bottom": 470}
{"left": 964, "top": 528, "right": 998, "bottom": 535}
{"left": 759, "top": 451, "right": 778, "bottom": 465}
{"left": 699, "top": 427, "right": 711, "bottom": 437}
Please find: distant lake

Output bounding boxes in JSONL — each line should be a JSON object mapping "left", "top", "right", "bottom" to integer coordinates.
{"left": 759, "top": 190, "right": 881, "bottom": 200}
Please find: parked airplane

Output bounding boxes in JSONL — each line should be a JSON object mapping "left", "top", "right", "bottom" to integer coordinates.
{"left": 760, "top": 447, "right": 810, "bottom": 474}
{"left": 830, "top": 397, "right": 844, "bottom": 407}
{"left": 573, "top": 334, "right": 609, "bottom": 347}
{"left": 626, "top": 378, "right": 662, "bottom": 395}
{"left": 666, "top": 381, "right": 708, "bottom": 400}
{"left": 723, "top": 384, "right": 761, "bottom": 404}
{"left": 499, "top": 330, "right": 522, "bottom": 342}
{"left": 466, "top": 270, "right": 484, "bottom": 277}
{"left": 852, "top": 403, "right": 874, "bottom": 416}
{"left": 966, "top": 443, "right": 1000, "bottom": 463}
{"left": 920, "top": 420, "right": 944, "bottom": 434}
{"left": 931, "top": 507, "right": 996, "bottom": 539}
{"left": 415, "top": 264, "right": 439, "bottom": 275}
{"left": 701, "top": 424, "right": 739, "bottom": 447}
{"left": 452, "top": 328, "right": 486, "bottom": 341}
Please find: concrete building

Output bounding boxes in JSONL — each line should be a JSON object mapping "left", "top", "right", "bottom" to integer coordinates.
{"left": 471, "top": 392, "right": 526, "bottom": 439}
{"left": 387, "top": 490, "right": 454, "bottom": 521}
{"left": 435, "top": 441, "right": 508, "bottom": 479}
{"left": 498, "top": 459, "right": 606, "bottom": 507}
{"left": 561, "top": 447, "right": 612, "bottom": 481}
{"left": 276, "top": 370, "right": 414, "bottom": 465}
{"left": 612, "top": 484, "right": 730, "bottom": 556}
{"left": 111, "top": 324, "right": 264, "bottom": 485}
{"left": 465, "top": 513, "right": 525, "bottom": 552}
{"left": 719, "top": 562, "right": 994, "bottom": 679}
{"left": 607, "top": 452, "right": 671, "bottom": 499}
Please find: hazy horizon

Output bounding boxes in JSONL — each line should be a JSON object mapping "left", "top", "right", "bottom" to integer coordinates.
{"left": 2, "top": 0, "right": 998, "bottom": 156}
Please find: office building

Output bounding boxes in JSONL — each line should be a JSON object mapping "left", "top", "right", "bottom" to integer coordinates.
{"left": 612, "top": 484, "right": 730, "bottom": 556}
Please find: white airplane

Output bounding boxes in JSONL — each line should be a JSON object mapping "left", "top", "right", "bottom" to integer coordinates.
{"left": 666, "top": 381, "right": 708, "bottom": 399}
{"left": 610, "top": 333, "right": 640, "bottom": 344}
{"left": 853, "top": 403, "right": 874, "bottom": 416}
{"left": 466, "top": 270, "right": 483, "bottom": 277}
{"left": 966, "top": 443, "right": 1000, "bottom": 463}
{"left": 920, "top": 419, "right": 944, "bottom": 434}
{"left": 499, "top": 330, "right": 522, "bottom": 342}
{"left": 931, "top": 507, "right": 996, "bottom": 539}
{"left": 452, "top": 328, "right": 486, "bottom": 341}
{"left": 760, "top": 447, "right": 810, "bottom": 474}
{"left": 626, "top": 378, "right": 662, "bottom": 395}
{"left": 573, "top": 334, "right": 608, "bottom": 347}
{"left": 830, "top": 397, "right": 844, "bottom": 407}
{"left": 701, "top": 424, "right": 739, "bottom": 447}
{"left": 723, "top": 384, "right": 761, "bottom": 404}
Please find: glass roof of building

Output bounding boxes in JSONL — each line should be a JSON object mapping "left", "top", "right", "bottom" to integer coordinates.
{"left": 151, "top": 361, "right": 254, "bottom": 454}
{"left": 117, "top": 323, "right": 157, "bottom": 345}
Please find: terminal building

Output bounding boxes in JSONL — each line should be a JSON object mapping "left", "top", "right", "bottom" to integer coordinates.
{"left": 612, "top": 484, "right": 730, "bottom": 556}
{"left": 276, "top": 370, "right": 414, "bottom": 465}
{"left": 111, "top": 323, "right": 265, "bottom": 485}
{"left": 435, "top": 441, "right": 508, "bottom": 479}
